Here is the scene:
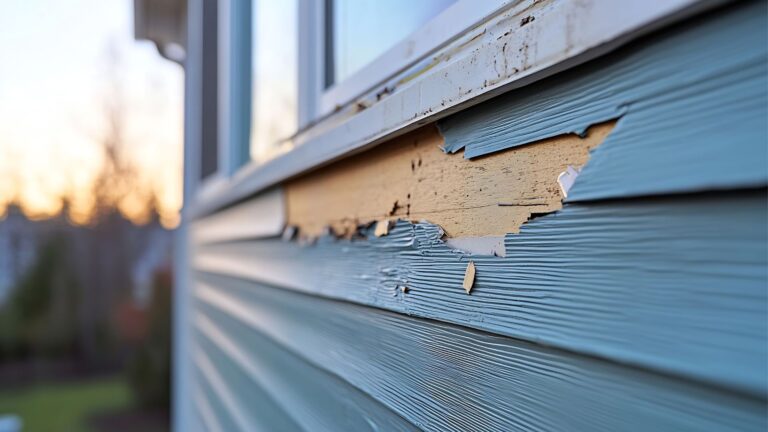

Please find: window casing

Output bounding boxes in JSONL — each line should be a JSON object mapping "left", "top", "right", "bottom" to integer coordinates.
{"left": 228, "top": 0, "right": 509, "bottom": 168}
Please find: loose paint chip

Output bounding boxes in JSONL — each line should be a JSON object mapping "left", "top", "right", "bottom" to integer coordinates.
{"left": 281, "top": 225, "right": 297, "bottom": 242}
{"left": 374, "top": 220, "right": 390, "bottom": 237}
{"left": 463, "top": 261, "right": 476, "bottom": 294}
{"left": 557, "top": 165, "right": 581, "bottom": 198}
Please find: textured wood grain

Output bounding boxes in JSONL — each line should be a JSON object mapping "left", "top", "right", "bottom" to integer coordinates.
{"left": 194, "top": 277, "right": 767, "bottom": 432}
{"left": 285, "top": 122, "right": 615, "bottom": 238}
{"left": 196, "top": 191, "right": 768, "bottom": 396}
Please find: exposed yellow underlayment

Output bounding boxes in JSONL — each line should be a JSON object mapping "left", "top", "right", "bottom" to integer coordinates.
{"left": 285, "top": 121, "right": 616, "bottom": 238}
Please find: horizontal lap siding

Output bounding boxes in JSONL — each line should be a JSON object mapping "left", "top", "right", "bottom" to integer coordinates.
{"left": 192, "top": 296, "right": 418, "bottom": 432}
{"left": 197, "top": 191, "right": 767, "bottom": 396}
{"left": 189, "top": 2, "right": 768, "bottom": 430}
{"left": 194, "top": 274, "right": 766, "bottom": 432}
{"left": 191, "top": 333, "right": 302, "bottom": 431}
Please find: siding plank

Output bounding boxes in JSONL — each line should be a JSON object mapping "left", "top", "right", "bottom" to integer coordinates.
{"left": 195, "top": 191, "right": 768, "bottom": 395}
{"left": 193, "top": 380, "right": 238, "bottom": 432}
{"left": 192, "top": 336, "right": 303, "bottom": 432}
{"left": 195, "top": 277, "right": 767, "bottom": 432}
{"left": 193, "top": 307, "right": 419, "bottom": 432}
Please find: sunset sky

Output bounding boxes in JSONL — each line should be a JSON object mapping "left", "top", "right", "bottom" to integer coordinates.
{"left": 0, "top": 0, "right": 183, "bottom": 227}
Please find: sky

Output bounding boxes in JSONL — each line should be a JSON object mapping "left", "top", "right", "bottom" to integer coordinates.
{"left": 0, "top": 0, "right": 184, "bottom": 227}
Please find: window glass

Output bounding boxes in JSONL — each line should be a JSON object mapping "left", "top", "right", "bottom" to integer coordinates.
{"left": 327, "top": 0, "right": 457, "bottom": 87}
{"left": 251, "top": 0, "right": 299, "bottom": 160}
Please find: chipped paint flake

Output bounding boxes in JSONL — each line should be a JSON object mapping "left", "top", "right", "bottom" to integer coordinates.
{"left": 374, "top": 220, "right": 390, "bottom": 237}
{"left": 445, "top": 236, "right": 506, "bottom": 257}
{"left": 557, "top": 165, "right": 581, "bottom": 198}
{"left": 463, "top": 261, "right": 476, "bottom": 294}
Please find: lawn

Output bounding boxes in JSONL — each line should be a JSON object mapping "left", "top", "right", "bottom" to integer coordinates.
{"left": 0, "top": 376, "right": 131, "bottom": 432}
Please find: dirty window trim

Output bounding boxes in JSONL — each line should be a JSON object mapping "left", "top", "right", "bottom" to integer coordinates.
{"left": 318, "top": 0, "right": 512, "bottom": 117}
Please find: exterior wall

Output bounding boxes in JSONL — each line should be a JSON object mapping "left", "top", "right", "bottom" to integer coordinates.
{"left": 185, "top": 2, "right": 767, "bottom": 431}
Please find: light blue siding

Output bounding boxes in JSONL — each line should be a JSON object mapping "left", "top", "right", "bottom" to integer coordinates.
{"left": 198, "top": 190, "right": 768, "bottom": 396}
{"left": 194, "top": 303, "right": 419, "bottom": 432}
{"left": 195, "top": 273, "right": 766, "bottom": 432}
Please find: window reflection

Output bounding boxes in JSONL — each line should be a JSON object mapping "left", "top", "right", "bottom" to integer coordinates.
{"left": 251, "top": 0, "right": 299, "bottom": 161}
{"left": 328, "top": 0, "right": 457, "bottom": 86}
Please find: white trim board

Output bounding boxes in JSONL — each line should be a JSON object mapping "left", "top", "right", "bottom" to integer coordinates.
{"left": 320, "top": 0, "right": 515, "bottom": 115}
{"left": 193, "top": 0, "right": 727, "bottom": 218}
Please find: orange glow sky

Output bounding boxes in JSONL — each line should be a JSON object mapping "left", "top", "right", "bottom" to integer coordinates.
{"left": 0, "top": 0, "right": 184, "bottom": 227}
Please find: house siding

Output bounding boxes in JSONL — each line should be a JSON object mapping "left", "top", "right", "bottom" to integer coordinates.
{"left": 187, "top": 2, "right": 768, "bottom": 431}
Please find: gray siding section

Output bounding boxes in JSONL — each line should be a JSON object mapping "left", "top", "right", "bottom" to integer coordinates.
{"left": 192, "top": 334, "right": 302, "bottom": 431}
{"left": 193, "top": 299, "right": 418, "bottom": 432}
{"left": 194, "top": 273, "right": 766, "bottom": 432}
{"left": 197, "top": 191, "right": 767, "bottom": 396}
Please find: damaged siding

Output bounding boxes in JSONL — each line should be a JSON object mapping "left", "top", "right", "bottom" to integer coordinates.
{"left": 188, "top": 2, "right": 767, "bottom": 431}
{"left": 438, "top": 1, "right": 767, "bottom": 199}
{"left": 284, "top": 122, "right": 616, "bottom": 238}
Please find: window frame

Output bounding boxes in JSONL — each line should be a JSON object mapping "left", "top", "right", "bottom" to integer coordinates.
{"left": 317, "top": 0, "right": 512, "bottom": 118}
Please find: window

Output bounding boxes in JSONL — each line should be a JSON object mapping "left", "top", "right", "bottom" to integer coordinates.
{"left": 318, "top": 0, "right": 493, "bottom": 116}
{"left": 250, "top": 0, "right": 299, "bottom": 161}
{"left": 242, "top": 0, "right": 481, "bottom": 163}
{"left": 326, "top": 0, "right": 457, "bottom": 87}
{"left": 237, "top": 0, "right": 504, "bottom": 165}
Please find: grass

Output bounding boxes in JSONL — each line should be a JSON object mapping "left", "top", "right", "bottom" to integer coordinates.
{"left": 0, "top": 376, "right": 132, "bottom": 432}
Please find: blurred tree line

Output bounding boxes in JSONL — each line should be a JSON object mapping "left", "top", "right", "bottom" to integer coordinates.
{"left": 0, "top": 207, "right": 172, "bottom": 410}
{"left": 0, "top": 52, "right": 174, "bottom": 409}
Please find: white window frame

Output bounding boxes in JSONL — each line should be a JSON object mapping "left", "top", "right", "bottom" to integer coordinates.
{"left": 318, "top": 0, "right": 514, "bottom": 117}
{"left": 194, "top": 0, "right": 722, "bottom": 217}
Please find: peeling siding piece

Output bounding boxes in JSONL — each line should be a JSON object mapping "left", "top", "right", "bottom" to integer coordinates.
{"left": 462, "top": 261, "right": 475, "bottom": 294}
{"left": 286, "top": 123, "right": 615, "bottom": 238}
{"left": 374, "top": 220, "right": 390, "bottom": 237}
{"left": 444, "top": 236, "right": 506, "bottom": 257}
{"left": 193, "top": 308, "right": 418, "bottom": 432}
{"left": 438, "top": 1, "right": 768, "bottom": 201}
{"left": 196, "top": 190, "right": 768, "bottom": 396}
{"left": 195, "top": 278, "right": 767, "bottom": 432}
